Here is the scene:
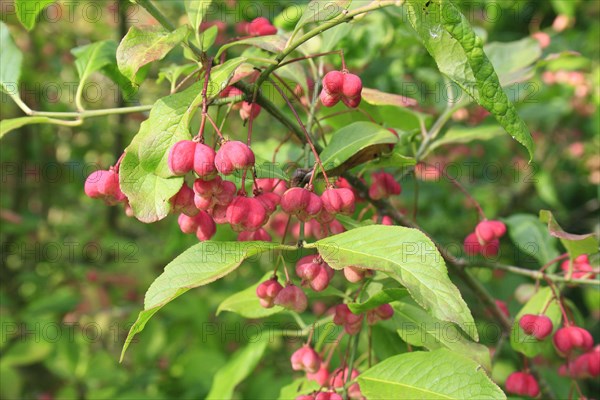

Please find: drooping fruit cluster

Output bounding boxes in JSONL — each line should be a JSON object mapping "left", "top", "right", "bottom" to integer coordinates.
{"left": 290, "top": 346, "right": 365, "bottom": 400}
{"left": 463, "top": 219, "right": 506, "bottom": 257}
{"left": 320, "top": 70, "right": 363, "bottom": 108}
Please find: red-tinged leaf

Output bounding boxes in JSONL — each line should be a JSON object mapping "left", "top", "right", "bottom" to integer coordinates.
{"left": 362, "top": 87, "right": 418, "bottom": 107}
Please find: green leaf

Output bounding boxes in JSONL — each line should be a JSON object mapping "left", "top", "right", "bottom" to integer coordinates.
{"left": 429, "top": 124, "right": 504, "bottom": 152}
{"left": 71, "top": 40, "right": 117, "bottom": 84}
{"left": 505, "top": 214, "right": 560, "bottom": 267}
{"left": 391, "top": 300, "right": 491, "bottom": 370}
{"left": 200, "top": 24, "right": 219, "bottom": 51}
{"left": 120, "top": 241, "right": 282, "bottom": 361}
{"left": 278, "top": 378, "right": 320, "bottom": 400}
{"left": 335, "top": 214, "right": 375, "bottom": 231}
{"left": 485, "top": 38, "right": 542, "bottom": 85}
{"left": 307, "top": 225, "right": 478, "bottom": 340}
{"left": 117, "top": 25, "right": 190, "bottom": 84}
{"left": 348, "top": 288, "right": 408, "bottom": 314}
{"left": 216, "top": 35, "right": 288, "bottom": 59}
{"left": 294, "top": 0, "right": 351, "bottom": 34}
{"left": 358, "top": 349, "right": 505, "bottom": 400}
{"left": 510, "top": 287, "right": 561, "bottom": 358}
{"left": 358, "top": 148, "right": 416, "bottom": 171}
{"left": 319, "top": 121, "right": 398, "bottom": 173}
{"left": 185, "top": 0, "right": 213, "bottom": 33}
{"left": 361, "top": 87, "right": 418, "bottom": 108}
{"left": 406, "top": 0, "right": 534, "bottom": 160}
{"left": 217, "top": 272, "right": 284, "bottom": 318}
{"left": 157, "top": 63, "right": 198, "bottom": 86}
{"left": 119, "top": 146, "right": 183, "bottom": 223}
{"left": 1, "top": 116, "right": 54, "bottom": 139}
{"left": 206, "top": 339, "right": 269, "bottom": 400}
{"left": 539, "top": 210, "right": 599, "bottom": 259}
{"left": 15, "top": 0, "right": 54, "bottom": 30}
{"left": 0, "top": 22, "right": 23, "bottom": 99}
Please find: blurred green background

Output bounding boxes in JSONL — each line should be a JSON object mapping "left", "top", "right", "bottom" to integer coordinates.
{"left": 1, "top": 1, "right": 598, "bottom": 399}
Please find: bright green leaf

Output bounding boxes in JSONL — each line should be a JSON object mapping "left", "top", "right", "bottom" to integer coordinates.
{"left": 348, "top": 288, "right": 408, "bottom": 314}
{"left": 217, "top": 272, "right": 284, "bottom": 318}
{"left": 71, "top": 40, "right": 117, "bottom": 85}
{"left": 358, "top": 349, "right": 505, "bottom": 399}
{"left": 0, "top": 22, "right": 23, "bottom": 100}
{"left": 540, "top": 210, "right": 599, "bottom": 259}
{"left": 319, "top": 121, "right": 398, "bottom": 173}
{"left": 406, "top": 0, "right": 535, "bottom": 160}
{"left": 120, "top": 241, "right": 282, "bottom": 361}
{"left": 185, "top": 0, "right": 213, "bottom": 33}
{"left": 510, "top": 287, "right": 561, "bottom": 358}
{"left": 391, "top": 300, "right": 491, "bottom": 370}
{"left": 1, "top": 116, "right": 55, "bottom": 139}
{"left": 307, "top": 225, "right": 478, "bottom": 340}
{"left": 216, "top": 35, "right": 288, "bottom": 59}
{"left": 1, "top": 340, "right": 53, "bottom": 367}
{"left": 117, "top": 25, "right": 190, "bottom": 84}
{"left": 206, "top": 339, "right": 269, "bottom": 400}
{"left": 15, "top": 0, "right": 54, "bottom": 30}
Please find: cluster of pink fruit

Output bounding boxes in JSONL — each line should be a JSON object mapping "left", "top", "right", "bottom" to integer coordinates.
{"left": 291, "top": 345, "right": 364, "bottom": 400}
{"left": 505, "top": 315, "right": 598, "bottom": 397}
{"left": 463, "top": 219, "right": 507, "bottom": 257}
{"left": 256, "top": 252, "right": 393, "bottom": 399}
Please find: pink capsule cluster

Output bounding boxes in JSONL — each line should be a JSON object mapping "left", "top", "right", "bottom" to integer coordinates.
{"left": 560, "top": 254, "right": 596, "bottom": 279}
{"left": 320, "top": 70, "right": 363, "bottom": 108}
{"left": 463, "top": 219, "right": 506, "bottom": 257}
{"left": 290, "top": 345, "right": 364, "bottom": 400}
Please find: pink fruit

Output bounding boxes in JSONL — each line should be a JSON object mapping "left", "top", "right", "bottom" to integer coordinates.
{"left": 256, "top": 278, "right": 283, "bottom": 308}
{"left": 463, "top": 232, "right": 482, "bottom": 256}
{"left": 553, "top": 326, "right": 594, "bottom": 356}
{"left": 519, "top": 314, "right": 553, "bottom": 340}
{"left": 290, "top": 345, "right": 321, "bottom": 373}
{"left": 226, "top": 196, "right": 267, "bottom": 232}
{"left": 171, "top": 184, "right": 198, "bottom": 216}
{"left": 505, "top": 372, "right": 540, "bottom": 398}
{"left": 343, "top": 266, "right": 370, "bottom": 283}
{"left": 274, "top": 284, "right": 307, "bottom": 312}
{"left": 307, "top": 365, "right": 330, "bottom": 386}
{"left": 320, "top": 71, "right": 362, "bottom": 109}
{"left": 85, "top": 169, "right": 126, "bottom": 205}
{"left": 368, "top": 172, "right": 401, "bottom": 200}
{"left": 321, "top": 188, "right": 355, "bottom": 215}
{"left": 560, "top": 254, "right": 595, "bottom": 279}
{"left": 333, "top": 304, "right": 363, "bottom": 335}
{"left": 195, "top": 211, "right": 216, "bottom": 241}
{"left": 168, "top": 140, "right": 196, "bottom": 175}
{"left": 256, "top": 192, "right": 280, "bottom": 215}
{"left": 240, "top": 102, "right": 261, "bottom": 120}
{"left": 215, "top": 141, "right": 255, "bottom": 175}
{"left": 330, "top": 368, "right": 362, "bottom": 398}
{"left": 280, "top": 187, "right": 322, "bottom": 221}
{"left": 315, "top": 392, "right": 342, "bottom": 400}
{"left": 193, "top": 143, "right": 217, "bottom": 179}
{"left": 296, "top": 255, "right": 334, "bottom": 292}
{"left": 475, "top": 219, "right": 506, "bottom": 244}
{"left": 367, "top": 304, "right": 394, "bottom": 325}
{"left": 247, "top": 17, "right": 277, "bottom": 36}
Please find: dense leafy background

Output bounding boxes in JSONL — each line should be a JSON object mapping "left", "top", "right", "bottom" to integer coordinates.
{"left": 1, "top": 1, "right": 599, "bottom": 399}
